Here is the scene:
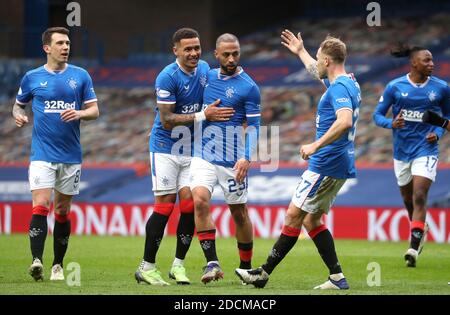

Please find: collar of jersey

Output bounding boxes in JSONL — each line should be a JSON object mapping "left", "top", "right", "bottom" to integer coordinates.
{"left": 406, "top": 73, "right": 430, "bottom": 88}
{"left": 331, "top": 73, "right": 354, "bottom": 84}
{"left": 44, "top": 63, "right": 68, "bottom": 75}
{"left": 176, "top": 60, "right": 197, "bottom": 76}
{"left": 217, "top": 67, "right": 243, "bottom": 80}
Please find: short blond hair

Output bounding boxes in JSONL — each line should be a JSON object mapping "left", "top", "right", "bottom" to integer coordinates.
{"left": 320, "top": 36, "right": 346, "bottom": 64}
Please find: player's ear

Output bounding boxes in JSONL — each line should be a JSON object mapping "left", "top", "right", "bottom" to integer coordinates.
{"left": 172, "top": 45, "right": 177, "bottom": 56}
{"left": 43, "top": 45, "right": 51, "bottom": 54}
{"left": 410, "top": 57, "right": 417, "bottom": 69}
{"left": 214, "top": 49, "right": 219, "bottom": 59}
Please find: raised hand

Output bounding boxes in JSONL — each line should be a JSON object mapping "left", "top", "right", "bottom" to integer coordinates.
{"left": 281, "top": 29, "right": 304, "bottom": 55}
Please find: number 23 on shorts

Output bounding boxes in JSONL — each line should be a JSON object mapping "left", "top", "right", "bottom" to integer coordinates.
{"left": 228, "top": 178, "right": 246, "bottom": 196}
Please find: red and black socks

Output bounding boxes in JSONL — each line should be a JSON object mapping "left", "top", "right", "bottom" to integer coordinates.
{"left": 52, "top": 213, "right": 71, "bottom": 267}
{"left": 175, "top": 199, "right": 195, "bottom": 260}
{"left": 143, "top": 203, "right": 174, "bottom": 263}
{"left": 309, "top": 225, "right": 342, "bottom": 275}
{"left": 262, "top": 225, "right": 300, "bottom": 275}
{"left": 198, "top": 229, "right": 218, "bottom": 262}
{"left": 29, "top": 206, "right": 49, "bottom": 262}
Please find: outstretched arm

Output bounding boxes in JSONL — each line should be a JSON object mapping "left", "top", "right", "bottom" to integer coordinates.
{"left": 281, "top": 29, "right": 320, "bottom": 81}
{"left": 158, "top": 99, "right": 235, "bottom": 130}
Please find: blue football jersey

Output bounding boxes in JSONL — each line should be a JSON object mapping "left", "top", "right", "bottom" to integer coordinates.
{"left": 195, "top": 68, "right": 261, "bottom": 168}
{"left": 373, "top": 74, "right": 450, "bottom": 161}
{"left": 149, "top": 60, "right": 209, "bottom": 155}
{"left": 308, "top": 74, "right": 361, "bottom": 179}
{"left": 16, "top": 64, "right": 97, "bottom": 163}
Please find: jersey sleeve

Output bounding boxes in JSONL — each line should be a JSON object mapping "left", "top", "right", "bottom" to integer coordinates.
{"left": 434, "top": 84, "right": 450, "bottom": 139}
{"left": 441, "top": 85, "right": 450, "bottom": 119}
{"left": 82, "top": 71, "right": 97, "bottom": 104}
{"left": 16, "top": 74, "right": 32, "bottom": 105}
{"left": 244, "top": 84, "right": 261, "bottom": 161}
{"left": 373, "top": 82, "right": 395, "bottom": 129}
{"left": 204, "top": 61, "right": 211, "bottom": 72}
{"left": 330, "top": 83, "right": 353, "bottom": 113}
{"left": 155, "top": 72, "right": 177, "bottom": 104}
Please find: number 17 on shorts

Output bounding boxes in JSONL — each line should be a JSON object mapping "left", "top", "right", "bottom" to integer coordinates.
{"left": 291, "top": 170, "right": 321, "bottom": 208}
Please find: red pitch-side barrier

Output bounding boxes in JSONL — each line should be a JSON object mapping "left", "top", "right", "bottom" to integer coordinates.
{"left": 1, "top": 202, "right": 449, "bottom": 243}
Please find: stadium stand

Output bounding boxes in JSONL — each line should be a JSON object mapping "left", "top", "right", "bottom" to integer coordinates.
{"left": 1, "top": 13, "right": 449, "bottom": 165}
{"left": 239, "top": 13, "right": 450, "bottom": 61}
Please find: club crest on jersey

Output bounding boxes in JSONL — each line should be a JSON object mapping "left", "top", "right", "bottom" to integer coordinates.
{"left": 68, "top": 78, "right": 77, "bottom": 89}
{"left": 199, "top": 75, "right": 207, "bottom": 87}
{"left": 428, "top": 90, "right": 437, "bottom": 102}
{"left": 225, "top": 86, "right": 236, "bottom": 98}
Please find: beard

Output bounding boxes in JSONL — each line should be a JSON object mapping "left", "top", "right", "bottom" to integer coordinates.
{"left": 318, "top": 68, "right": 328, "bottom": 79}
{"left": 221, "top": 64, "right": 237, "bottom": 75}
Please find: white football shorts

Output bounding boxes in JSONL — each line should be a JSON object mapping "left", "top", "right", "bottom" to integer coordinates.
{"left": 189, "top": 157, "right": 247, "bottom": 204}
{"left": 291, "top": 169, "right": 346, "bottom": 214}
{"left": 394, "top": 156, "right": 438, "bottom": 186}
{"left": 29, "top": 161, "right": 82, "bottom": 195}
{"left": 150, "top": 152, "right": 191, "bottom": 196}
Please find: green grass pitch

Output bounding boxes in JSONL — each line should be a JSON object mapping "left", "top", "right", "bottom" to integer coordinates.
{"left": 0, "top": 235, "right": 449, "bottom": 295}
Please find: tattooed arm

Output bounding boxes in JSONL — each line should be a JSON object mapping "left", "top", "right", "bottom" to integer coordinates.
{"left": 158, "top": 99, "right": 234, "bottom": 130}
{"left": 281, "top": 29, "right": 320, "bottom": 81}
{"left": 158, "top": 102, "right": 196, "bottom": 130}
{"left": 12, "top": 102, "right": 29, "bottom": 127}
